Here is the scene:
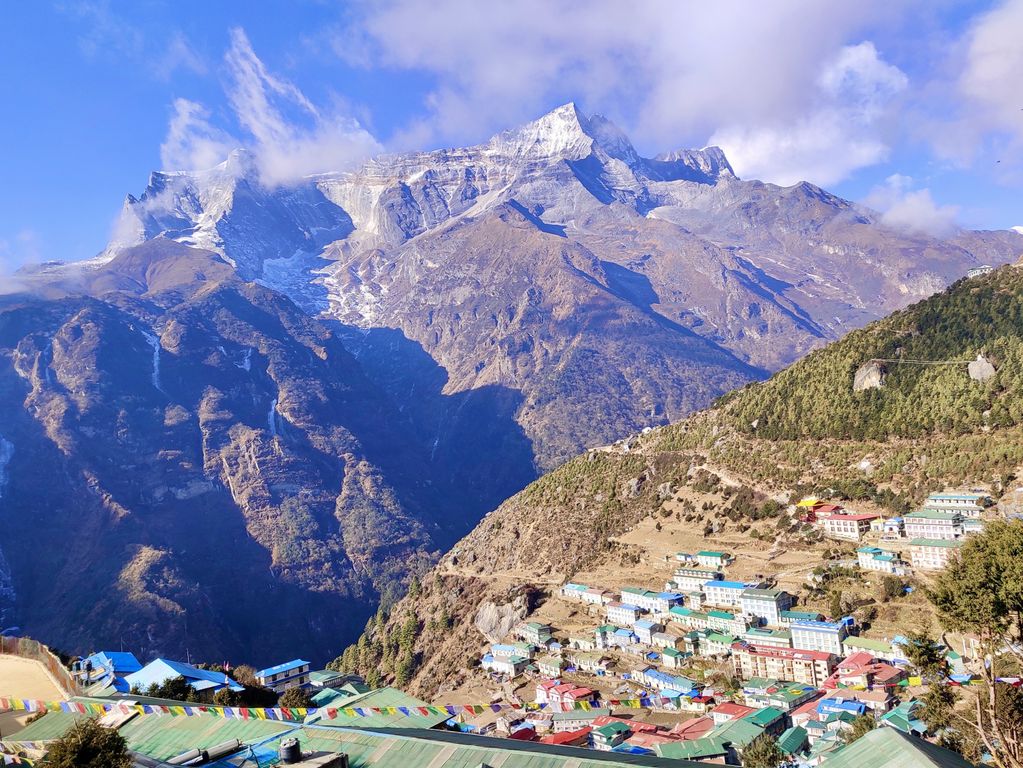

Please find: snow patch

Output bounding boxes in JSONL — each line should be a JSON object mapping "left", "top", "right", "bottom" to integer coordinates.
{"left": 140, "top": 328, "right": 164, "bottom": 394}
{"left": 1012, "top": 226, "right": 1023, "bottom": 235}
{"left": 268, "top": 399, "right": 279, "bottom": 437}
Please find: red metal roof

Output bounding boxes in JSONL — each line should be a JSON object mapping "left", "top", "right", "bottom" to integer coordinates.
{"left": 712, "top": 702, "right": 756, "bottom": 718}
{"left": 540, "top": 727, "right": 591, "bottom": 745}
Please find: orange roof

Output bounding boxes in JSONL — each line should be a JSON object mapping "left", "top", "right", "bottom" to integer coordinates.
{"left": 540, "top": 727, "right": 591, "bottom": 745}
{"left": 670, "top": 715, "right": 715, "bottom": 740}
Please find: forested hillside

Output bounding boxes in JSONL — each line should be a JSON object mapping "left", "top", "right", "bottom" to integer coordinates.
{"left": 721, "top": 262, "right": 1023, "bottom": 439}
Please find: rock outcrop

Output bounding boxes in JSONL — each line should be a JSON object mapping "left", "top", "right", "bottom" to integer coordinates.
{"left": 854, "top": 361, "right": 887, "bottom": 391}
{"left": 969, "top": 354, "right": 997, "bottom": 382}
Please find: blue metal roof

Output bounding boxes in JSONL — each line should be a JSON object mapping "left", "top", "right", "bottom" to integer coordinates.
{"left": 255, "top": 659, "right": 310, "bottom": 678}
{"left": 84, "top": 651, "right": 142, "bottom": 674}
{"left": 124, "top": 659, "right": 244, "bottom": 693}
{"left": 705, "top": 580, "right": 746, "bottom": 589}
{"left": 791, "top": 619, "right": 844, "bottom": 631}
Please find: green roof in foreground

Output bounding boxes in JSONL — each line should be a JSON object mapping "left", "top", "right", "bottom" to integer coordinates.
{"left": 821, "top": 726, "right": 977, "bottom": 767}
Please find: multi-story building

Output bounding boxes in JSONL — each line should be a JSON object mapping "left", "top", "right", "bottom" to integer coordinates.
{"left": 790, "top": 620, "right": 849, "bottom": 656}
{"left": 743, "top": 627, "right": 792, "bottom": 649}
{"left": 903, "top": 510, "right": 963, "bottom": 540}
{"left": 740, "top": 588, "right": 794, "bottom": 625}
{"left": 606, "top": 601, "right": 643, "bottom": 625}
{"left": 253, "top": 659, "right": 311, "bottom": 693}
{"left": 669, "top": 566, "right": 723, "bottom": 593}
{"left": 819, "top": 512, "right": 879, "bottom": 541}
{"left": 621, "top": 587, "right": 683, "bottom": 614}
{"left": 923, "top": 491, "right": 989, "bottom": 518}
{"left": 702, "top": 580, "right": 748, "bottom": 608}
{"left": 516, "top": 621, "right": 554, "bottom": 646}
{"left": 707, "top": 609, "right": 748, "bottom": 636}
{"left": 731, "top": 644, "right": 837, "bottom": 687}
{"left": 779, "top": 610, "right": 825, "bottom": 625}
{"left": 909, "top": 538, "right": 964, "bottom": 570}
{"left": 856, "top": 547, "right": 908, "bottom": 575}
{"left": 695, "top": 551, "right": 733, "bottom": 569}
{"left": 634, "top": 619, "right": 664, "bottom": 645}
{"left": 668, "top": 606, "right": 711, "bottom": 630}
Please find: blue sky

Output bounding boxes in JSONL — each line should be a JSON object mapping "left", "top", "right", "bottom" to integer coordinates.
{"left": 1, "top": 0, "right": 1021, "bottom": 271}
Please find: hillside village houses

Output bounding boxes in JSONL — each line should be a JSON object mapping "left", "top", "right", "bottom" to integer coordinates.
{"left": 456, "top": 489, "right": 1005, "bottom": 762}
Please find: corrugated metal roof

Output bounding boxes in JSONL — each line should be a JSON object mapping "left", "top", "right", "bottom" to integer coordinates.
{"left": 3, "top": 711, "right": 89, "bottom": 741}
{"left": 822, "top": 727, "right": 976, "bottom": 767}
{"left": 117, "top": 712, "right": 293, "bottom": 760}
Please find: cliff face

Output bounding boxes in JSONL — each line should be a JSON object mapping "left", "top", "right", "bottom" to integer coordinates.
{"left": 0, "top": 241, "right": 457, "bottom": 665}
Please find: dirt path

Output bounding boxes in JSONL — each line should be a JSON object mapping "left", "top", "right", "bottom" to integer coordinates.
{"left": 0, "top": 655, "right": 68, "bottom": 738}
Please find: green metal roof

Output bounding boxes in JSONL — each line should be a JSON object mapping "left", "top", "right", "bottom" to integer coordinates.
{"left": 3, "top": 711, "right": 89, "bottom": 742}
{"left": 908, "top": 538, "right": 964, "bottom": 548}
{"left": 821, "top": 726, "right": 977, "bottom": 767}
{"left": 743, "top": 706, "right": 785, "bottom": 728}
{"left": 117, "top": 712, "right": 292, "bottom": 760}
{"left": 708, "top": 716, "right": 764, "bottom": 748}
{"left": 844, "top": 636, "right": 894, "bottom": 653}
{"left": 777, "top": 725, "right": 808, "bottom": 755}
{"left": 905, "top": 510, "right": 960, "bottom": 520}
{"left": 657, "top": 736, "right": 729, "bottom": 759}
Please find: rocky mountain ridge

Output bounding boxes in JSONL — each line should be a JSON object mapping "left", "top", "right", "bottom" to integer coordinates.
{"left": 80, "top": 102, "right": 1023, "bottom": 467}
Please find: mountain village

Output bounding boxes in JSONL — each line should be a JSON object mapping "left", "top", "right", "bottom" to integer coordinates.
{"left": 0, "top": 489, "right": 1000, "bottom": 767}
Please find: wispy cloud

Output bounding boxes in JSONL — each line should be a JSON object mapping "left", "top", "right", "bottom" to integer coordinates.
{"left": 161, "top": 28, "right": 382, "bottom": 185}
{"left": 159, "top": 99, "right": 237, "bottom": 173}
{"left": 0, "top": 230, "right": 42, "bottom": 293}
{"left": 864, "top": 174, "right": 960, "bottom": 237}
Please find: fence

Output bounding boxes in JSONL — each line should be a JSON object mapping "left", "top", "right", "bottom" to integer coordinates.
{"left": 0, "top": 637, "right": 80, "bottom": 698}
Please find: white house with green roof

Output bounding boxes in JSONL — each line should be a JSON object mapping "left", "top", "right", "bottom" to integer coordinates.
{"left": 842, "top": 635, "right": 900, "bottom": 662}
{"left": 740, "top": 587, "right": 794, "bottom": 625}
{"left": 857, "top": 546, "right": 909, "bottom": 575}
{"left": 909, "top": 538, "right": 964, "bottom": 570}
{"left": 904, "top": 509, "right": 963, "bottom": 540}
{"left": 696, "top": 550, "right": 733, "bottom": 568}
{"left": 924, "top": 491, "right": 990, "bottom": 518}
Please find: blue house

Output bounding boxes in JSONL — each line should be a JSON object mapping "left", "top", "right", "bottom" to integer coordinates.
{"left": 254, "top": 659, "right": 312, "bottom": 693}
{"left": 124, "top": 659, "right": 244, "bottom": 696}
{"left": 74, "top": 651, "right": 143, "bottom": 691}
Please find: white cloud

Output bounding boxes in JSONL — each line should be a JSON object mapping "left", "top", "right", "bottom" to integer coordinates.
{"left": 157, "top": 29, "right": 382, "bottom": 186}
{"left": 160, "top": 99, "right": 236, "bottom": 172}
{"left": 864, "top": 174, "right": 960, "bottom": 237}
{"left": 710, "top": 42, "right": 907, "bottom": 186}
{"left": 336, "top": 0, "right": 914, "bottom": 183}
{"left": 220, "top": 28, "right": 382, "bottom": 186}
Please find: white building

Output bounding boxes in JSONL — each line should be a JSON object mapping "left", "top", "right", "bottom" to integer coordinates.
{"left": 695, "top": 551, "right": 732, "bottom": 569}
{"left": 909, "top": 538, "right": 964, "bottom": 571}
{"left": 702, "top": 580, "right": 748, "bottom": 608}
{"left": 669, "top": 566, "right": 722, "bottom": 593}
{"left": 856, "top": 547, "right": 908, "bottom": 575}
{"left": 740, "top": 588, "right": 794, "bottom": 625}
{"left": 820, "top": 512, "right": 879, "bottom": 541}
{"left": 924, "top": 492, "right": 989, "bottom": 519}
{"left": 903, "top": 510, "right": 962, "bottom": 540}
{"left": 790, "top": 620, "right": 849, "bottom": 656}
{"left": 607, "top": 602, "right": 643, "bottom": 625}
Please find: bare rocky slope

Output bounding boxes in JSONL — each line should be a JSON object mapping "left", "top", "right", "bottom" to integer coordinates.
{"left": 0, "top": 241, "right": 465, "bottom": 665}
{"left": 341, "top": 262, "right": 1023, "bottom": 697}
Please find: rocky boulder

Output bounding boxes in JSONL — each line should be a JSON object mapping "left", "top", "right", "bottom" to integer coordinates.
{"left": 968, "top": 354, "right": 997, "bottom": 382}
{"left": 853, "top": 360, "right": 887, "bottom": 391}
